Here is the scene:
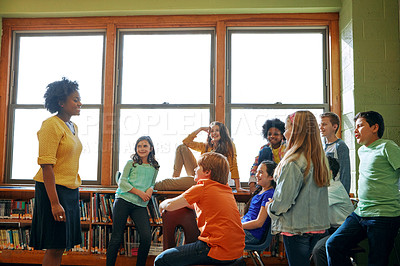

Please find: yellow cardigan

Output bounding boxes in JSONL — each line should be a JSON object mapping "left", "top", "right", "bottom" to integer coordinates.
{"left": 34, "top": 116, "right": 83, "bottom": 189}
{"left": 182, "top": 132, "right": 240, "bottom": 180}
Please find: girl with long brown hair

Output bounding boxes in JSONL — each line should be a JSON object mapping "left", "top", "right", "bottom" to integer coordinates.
{"left": 266, "top": 111, "right": 330, "bottom": 266}
{"left": 172, "top": 121, "right": 245, "bottom": 191}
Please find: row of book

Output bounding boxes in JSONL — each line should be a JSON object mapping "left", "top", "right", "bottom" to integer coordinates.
{"left": 0, "top": 198, "right": 90, "bottom": 222}
{"left": 0, "top": 227, "right": 87, "bottom": 252}
{"left": 0, "top": 227, "right": 31, "bottom": 250}
{"left": 236, "top": 202, "right": 246, "bottom": 217}
{"left": 1, "top": 195, "right": 240, "bottom": 228}
{"left": 148, "top": 196, "right": 162, "bottom": 224}
{"left": 174, "top": 227, "right": 185, "bottom": 247}
{"left": 0, "top": 199, "right": 34, "bottom": 219}
{"left": 80, "top": 200, "right": 90, "bottom": 221}
{"left": 91, "top": 194, "right": 162, "bottom": 225}
{"left": 0, "top": 193, "right": 162, "bottom": 227}
{"left": 91, "top": 225, "right": 163, "bottom": 255}
{"left": 92, "top": 193, "right": 114, "bottom": 223}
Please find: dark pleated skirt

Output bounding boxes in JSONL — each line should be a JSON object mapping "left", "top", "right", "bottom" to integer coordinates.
{"left": 29, "top": 181, "right": 82, "bottom": 250}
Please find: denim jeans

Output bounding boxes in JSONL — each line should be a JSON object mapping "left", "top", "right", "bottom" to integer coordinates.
{"left": 106, "top": 198, "right": 151, "bottom": 266}
{"left": 326, "top": 212, "right": 400, "bottom": 266}
{"left": 244, "top": 229, "right": 261, "bottom": 245}
{"left": 283, "top": 233, "right": 323, "bottom": 266}
{"left": 311, "top": 227, "right": 338, "bottom": 266}
{"left": 154, "top": 240, "right": 236, "bottom": 266}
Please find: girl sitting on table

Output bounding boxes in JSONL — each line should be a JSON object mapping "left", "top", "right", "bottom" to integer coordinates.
{"left": 156, "top": 121, "right": 245, "bottom": 192}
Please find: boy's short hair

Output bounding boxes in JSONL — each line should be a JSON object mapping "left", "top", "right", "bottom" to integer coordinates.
{"left": 198, "top": 152, "right": 229, "bottom": 185}
{"left": 327, "top": 156, "right": 340, "bottom": 181}
{"left": 354, "top": 111, "right": 385, "bottom": 138}
{"left": 320, "top": 112, "right": 341, "bottom": 133}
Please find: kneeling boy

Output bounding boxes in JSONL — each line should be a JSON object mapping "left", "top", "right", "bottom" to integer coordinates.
{"left": 155, "top": 152, "right": 245, "bottom": 266}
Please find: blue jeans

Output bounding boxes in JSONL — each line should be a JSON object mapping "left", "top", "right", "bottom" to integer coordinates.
{"left": 106, "top": 198, "right": 151, "bottom": 266}
{"left": 283, "top": 233, "right": 323, "bottom": 266}
{"left": 244, "top": 229, "right": 261, "bottom": 245}
{"left": 326, "top": 212, "right": 400, "bottom": 266}
{"left": 154, "top": 240, "right": 236, "bottom": 266}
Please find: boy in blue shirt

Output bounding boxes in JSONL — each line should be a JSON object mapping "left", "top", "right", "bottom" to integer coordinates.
{"left": 319, "top": 112, "right": 351, "bottom": 193}
{"left": 326, "top": 111, "right": 400, "bottom": 266}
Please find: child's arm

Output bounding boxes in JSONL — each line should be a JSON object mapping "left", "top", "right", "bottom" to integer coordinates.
{"left": 145, "top": 187, "right": 153, "bottom": 198}
{"left": 145, "top": 169, "right": 158, "bottom": 197}
{"left": 118, "top": 161, "right": 151, "bottom": 201}
{"left": 242, "top": 205, "right": 269, "bottom": 230}
{"left": 182, "top": 128, "right": 208, "bottom": 152}
{"left": 249, "top": 152, "right": 261, "bottom": 192}
{"left": 159, "top": 194, "right": 190, "bottom": 214}
{"left": 128, "top": 187, "right": 151, "bottom": 202}
{"left": 337, "top": 141, "right": 351, "bottom": 193}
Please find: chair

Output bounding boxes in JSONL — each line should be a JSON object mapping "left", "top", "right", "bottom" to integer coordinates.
{"left": 162, "top": 207, "right": 200, "bottom": 250}
{"left": 162, "top": 207, "right": 245, "bottom": 266}
{"left": 244, "top": 224, "right": 273, "bottom": 266}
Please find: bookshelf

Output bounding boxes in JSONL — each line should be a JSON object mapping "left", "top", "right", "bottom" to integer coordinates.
{"left": 0, "top": 186, "right": 287, "bottom": 265}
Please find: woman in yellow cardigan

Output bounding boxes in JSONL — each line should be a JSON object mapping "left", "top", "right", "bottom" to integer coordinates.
{"left": 30, "top": 77, "right": 83, "bottom": 266}
{"left": 172, "top": 121, "right": 245, "bottom": 192}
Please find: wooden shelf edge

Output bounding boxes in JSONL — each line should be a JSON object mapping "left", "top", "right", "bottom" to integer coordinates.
{"left": 0, "top": 250, "right": 288, "bottom": 266}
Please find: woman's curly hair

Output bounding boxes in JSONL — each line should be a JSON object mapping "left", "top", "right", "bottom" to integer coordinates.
{"left": 44, "top": 77, "right": 79, "bottom": 114}
{"left": 262, "top": 118, "right": 285, "bottom": 140}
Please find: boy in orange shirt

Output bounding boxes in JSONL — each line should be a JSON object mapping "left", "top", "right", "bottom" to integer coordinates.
{"left": 155, "top": 152, "right": 245, "bottom": 266}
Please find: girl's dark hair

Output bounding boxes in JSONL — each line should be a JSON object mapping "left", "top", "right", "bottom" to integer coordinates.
{"left": 244, "top": 160, "right": 277, "bottom": 214}
{"left": 131, "top": 136, "right": 160, "bottom": 170}
{"left": 44, "top": 77, "right": 79, "bottom": 114}
{"left": 205, "top": 121, "right": 234, "bottom": 157}
{"left": 262, "top": 118, "right": 286, "bottom": 140}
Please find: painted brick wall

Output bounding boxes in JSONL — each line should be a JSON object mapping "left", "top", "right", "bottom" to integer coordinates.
{"left": 339, "top": 0, "right": 400, "bottom": 195}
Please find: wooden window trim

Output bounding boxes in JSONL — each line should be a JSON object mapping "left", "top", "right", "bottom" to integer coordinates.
{"left": 0, "top": 13, "right": 340, "bottom": 185}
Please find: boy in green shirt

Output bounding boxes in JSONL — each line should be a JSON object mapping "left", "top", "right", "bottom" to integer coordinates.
{"left": 326, "top": 111, "right": 400, "bottom": 266}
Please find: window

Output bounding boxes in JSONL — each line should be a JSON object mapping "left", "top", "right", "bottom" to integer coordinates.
{"left": 115, "top": 30, "right": 214, "bottom": 180}
{"left": 227, "top": 28, "right": 329, "bottom": 178}
{"left": 0, "top": 14, "right": 339, "bottom": 185}
{"left": 6, "top": 32, "right": 105, "bottom": 183}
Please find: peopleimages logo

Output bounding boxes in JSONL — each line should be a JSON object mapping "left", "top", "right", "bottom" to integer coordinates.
{"left": 120, "top": 111, "right": 209, "bottom": 136}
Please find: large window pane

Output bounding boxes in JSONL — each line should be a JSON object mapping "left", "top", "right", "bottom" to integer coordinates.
{"left": 231, "top": 109, "right": 324, "bottom": 183}
{"left": 119, "top": 109, "right": 210, "bottom": 180}
{"left": 230, "top": 32, "right": 324, "bottom": 104}
{"left": 121, "top": 33, "right": 212, "bottom": 104}
{"left": 11, "top": 109, "right": 49, "bottom": 180}
{"left": 72, "top": 109, "right": 100, "bottom": 181}
{"left": 8, "top": 32, "right": 104, "bottom": 183}
{"left": 16, "top": 35, "right": 104, "bottom": 104}
{"left": 11, "top": 109, "right": 100, "bottom": 181}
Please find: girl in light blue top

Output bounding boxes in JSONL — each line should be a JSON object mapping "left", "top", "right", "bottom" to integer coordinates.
{"left": 106, "top": 136, "right": 159, "bottom": 266}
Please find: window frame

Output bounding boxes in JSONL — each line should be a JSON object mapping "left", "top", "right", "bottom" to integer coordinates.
{"left": 0, "top": 14, "right": 340, "bottom": 186}
{"left": 114, "top": 27, "right": 216, "bottom": 181}
{"left": 4, "top": 30, "right": 106, "bottom": 184}
{"left": 225, "top": 26, "right": 331, "bottom": 130}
